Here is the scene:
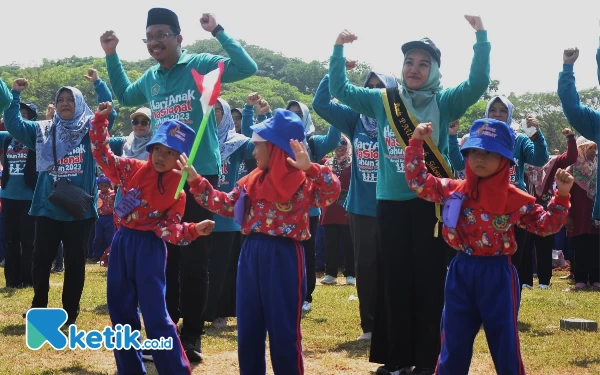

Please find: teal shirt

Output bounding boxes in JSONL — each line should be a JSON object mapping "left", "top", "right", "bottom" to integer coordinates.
{"left": 214, "top": 141, "right": 254, "bottom": 232}
{"left": 0, "top": 79, "right": 11, "bottom": 113}
{"left": 313, "top": 74, "right": 377, "bottom": 217}
{"left": 106, "top": 32, "right": 258, "bottom": 176}
{"left": 3, "top": 81, "right": 116, "bottom": 221}
{"left": 511, "top": 133, "right": 549, "bottom": 191}
{"left": 558, "top": 60, "right": 600, "bottom": 220}
{"left": 0, "top": 132, "right": 34, "bottom": 200}
{"left": 328, "top": 31, "right": 491, "bottom": 201}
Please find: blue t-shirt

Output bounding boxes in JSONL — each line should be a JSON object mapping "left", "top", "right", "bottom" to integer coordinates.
{"left": 3, "top": 81, "right": 116, "bottom": 221}
{"left": 214, "top": 141, "right": 254, "bottom": 232}
{"left": 312, "top": 75, "right": 378, "bottom": 217}
{"left": 0, "top": 133, "right": 34, "bottom": 200}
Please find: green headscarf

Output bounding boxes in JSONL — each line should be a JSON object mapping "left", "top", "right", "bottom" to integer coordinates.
{"left": 399, "top": 49, "right": 442, "bottom": 145}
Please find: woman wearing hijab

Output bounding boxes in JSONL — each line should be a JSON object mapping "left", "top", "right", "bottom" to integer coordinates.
{"left": 201, "top": 98, "right": 254, "bottom": 329}
{"left": 313, "top": 69, "right": 398, "bottom": 341}
{"left": 285, "top": 99, "right": 341, "bottom": 313}
{"left": 328, "top": 16, "right": 490, "bottom": 375}
{"left": 566, "top": 137, "right": 600, "bottom": 290}
{"left": 4, "top": 70, "right": 115, "bottom": 325}
{"left": 523, "top": 128, "right": 577, "bottom": 289}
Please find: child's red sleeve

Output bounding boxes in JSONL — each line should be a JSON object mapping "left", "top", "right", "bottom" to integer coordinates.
{"left": 153, "top": 193, "right": 201, "bottom": 245}
{"left": 404, "top": 139, "right": 457, "bottom": 203}
{"left": 305, "top": 163, "right": 341, "bottom": 208}
{"left": 90, "top": 113, "right": 143, "bottom": 186}
{"left": 188, "top": 176, "right": 239, "bottom": 218}
{"left": 514, "top": 193, "right": 570, "bottom": 236}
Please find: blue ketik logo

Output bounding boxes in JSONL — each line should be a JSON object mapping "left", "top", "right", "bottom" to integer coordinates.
{"left": 26, "top": 308, "right": 68, "bottom": 350}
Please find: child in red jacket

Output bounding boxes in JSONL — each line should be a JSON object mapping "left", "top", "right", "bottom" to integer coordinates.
{"left": 90, "top": 102, "right": 215, "bottom": 375}
{"left": 175, "top": 109, "right": 340, "bottom": 375}
{"left": 405, "top": 118, "right": 573, "bottom": 375}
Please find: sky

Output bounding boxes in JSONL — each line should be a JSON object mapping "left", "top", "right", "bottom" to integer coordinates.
{"left": 3, "top": 0, "right": 599, "bottom": 95}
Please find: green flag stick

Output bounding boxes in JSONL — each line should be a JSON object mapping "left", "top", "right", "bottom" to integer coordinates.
{"left": 174, "top": 105, "right": 215, "bottom": 198}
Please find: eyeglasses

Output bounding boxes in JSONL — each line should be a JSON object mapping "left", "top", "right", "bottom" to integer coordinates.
{"left": 366, "top": 83, "right": 385, "bottom": 89}
{"left": 142, "top": 33, "right": 178, "bottom": 44}
{"left": 132, "top": 119, "right": 149, "bottom": 127}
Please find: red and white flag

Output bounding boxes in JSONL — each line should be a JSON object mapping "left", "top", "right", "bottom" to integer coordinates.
{"left": 191, "top": 60, "right": 224, "bottom": 114}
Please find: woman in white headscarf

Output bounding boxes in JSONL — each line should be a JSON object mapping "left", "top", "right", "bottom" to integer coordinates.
{"left": 202, "top": 97, "right": 254, "bottom": 329}
{"left": 3, "top": 70, "right": 116, "bottom": 326}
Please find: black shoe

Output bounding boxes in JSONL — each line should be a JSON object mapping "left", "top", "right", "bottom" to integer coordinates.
{"left": 181, "top": 336, "right": 203, "bottom": 363}
{"left": 51, "top": 265, "right": 63, "bottom": 273}
{"left": 142, "top": 349, "right": 154, "bottom": 362}
{"left": 61, "top": 318, "right": 76, "bottom": 330}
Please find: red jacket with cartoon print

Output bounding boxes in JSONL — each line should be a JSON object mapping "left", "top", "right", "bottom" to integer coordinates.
{"left": 404, "top": 140, "right": 570, "bottom": 256}
{"left": 97, "top": 190, "right": 115, "bottom": 216}
{"left": 188, "top": 164, "right": 341, "bottom": 241}
{"left": 90, "top": 114, "right": 200, "bottom": 246}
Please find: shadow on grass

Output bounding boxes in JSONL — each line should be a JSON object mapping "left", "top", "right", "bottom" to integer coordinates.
{"left": 0, "top": 287, "right": 17, "bottom": 297}
{"left": 517, "top": 321, "right": 532, "bottom": 332}
{"left": 93, "top": 303, "right": 109, "bottom": 315}
{"left": 58, "top": 363, "right": 112, "bottom": 375}
{"left": 0, "top": 323, "right": 25, "bottom": 336}
{"left": 333, "top": 340, "right": 371, "bottom": 358}
{"left": 302, "top": 316, "right": 327, "bottom": 324}
{"left": 570, "top": 358, "right": 600, "bottom": 368}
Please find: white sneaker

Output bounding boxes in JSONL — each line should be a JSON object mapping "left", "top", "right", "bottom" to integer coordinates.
{"left": 302, "top": 301, "right": 311, "bottom": 312}
{"left": 321, "top": 275, "right": 337, "bottom": 285}
{"left": 346, "top": 276, "right": 356, "bottom": 286}
{"left": 539, "top": 284, "right": 550, "bottom": 290}
{"left": 522, "top": 284, "right": 533, "bottom": 290}
{"left": 211, "top": 317, "right": 227, "bottom": 328}
{"left": 357, "top": 331, "right": 372, "bottom": 341}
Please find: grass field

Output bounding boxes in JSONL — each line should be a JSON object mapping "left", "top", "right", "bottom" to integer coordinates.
{"left": 0, "top": 264, "right": 599, "bottom": 374}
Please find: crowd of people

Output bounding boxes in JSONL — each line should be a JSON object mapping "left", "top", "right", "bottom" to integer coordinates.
{"left": 0, "top": 7, "right": 598, "bottom": 375}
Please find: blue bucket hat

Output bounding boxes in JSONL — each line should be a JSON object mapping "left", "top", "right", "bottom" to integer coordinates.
{"left": 146, "top": 120, "right": 196, "bottom": 156}
{"left": 250, "top": 109, "right": 305, "bottom": 159}
{"left": 96, "top": 175, "right": 111, "bottom": 185}
{"left": 19, "top": 102, "right": 38, "bottom": 120}
{"left": 460, "top": 118, "right": 516, "bottom": 165}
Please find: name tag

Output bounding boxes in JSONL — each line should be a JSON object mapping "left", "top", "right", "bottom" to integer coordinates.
{"left": 114, "top": 188, "right": 141, "bottom": 218}
{"left": 443, "top": 193, "right": 467, "bottom": 229}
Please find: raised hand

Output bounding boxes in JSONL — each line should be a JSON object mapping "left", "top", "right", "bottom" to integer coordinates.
{"left": 100, "top": 31, "right": 119, "bottom": 56}
{"left": 174, "top": 153, "right": 200, "bottom": 183}
{"left": 195, "top": 220, "right": 215, "bottom": 236}
{"left": 525, "top": 114, "right": 540, "bottom": 130}
{"left": 46, "top": 104, "right": 55, "bottom": 120}
{"left": 562, "top": 128, "right": 575, "bottom": 137}
{"left": 449, "top": 120, "right": 460, "bottom": 135}
{"left": 256, "top": 99, "right": 271, "bottom": 115}
{"left": 464, "top": 15, "right": 485, "bottom": 31}
{"left": 12, "top": 78, "right": 28, "bottom": 92}
{"left": 200, "top": 13, "right": 218, "bottom": 33}
{"left": 346, "top": 59, "right": 358, "bottom": 71}
{"left": 555, "top": 168, "right": 574, "bottom": 197}
{"left": 412, "top": 122, "right": 433, "bottom": 140}
{"left": 563, "top": 48, "right": 579, "bottom": 64}
{"left": 286, "top": 140, "right": 313, "bottom": 171}
{"left": 84, "top": 69, "right": 99, "bottom": 83}
{"left": 247, "top": 92, "right": 261, "bottom": 106}
{"left": 97, "top": 102, "right": 113, "bottom": 117}
{"left": 336, "top": 30, "right": 358, "bottom": 46}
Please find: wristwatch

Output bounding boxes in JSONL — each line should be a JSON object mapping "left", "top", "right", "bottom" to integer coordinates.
{"left": 211, "top": 24, "right": 224, "bottom": 37}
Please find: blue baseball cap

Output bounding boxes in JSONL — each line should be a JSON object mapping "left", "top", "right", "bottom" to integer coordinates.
{"left": 460, "top": 118, "right": 516, "bottom": 165}
{"left": 96, "top": 175, "right": 111, "bottom": 185}
{"left": 146, "top": 120, "right": 196, "bottom": 156}
{"left": 250, "top": 109, "right": 305, "bottom": 159}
